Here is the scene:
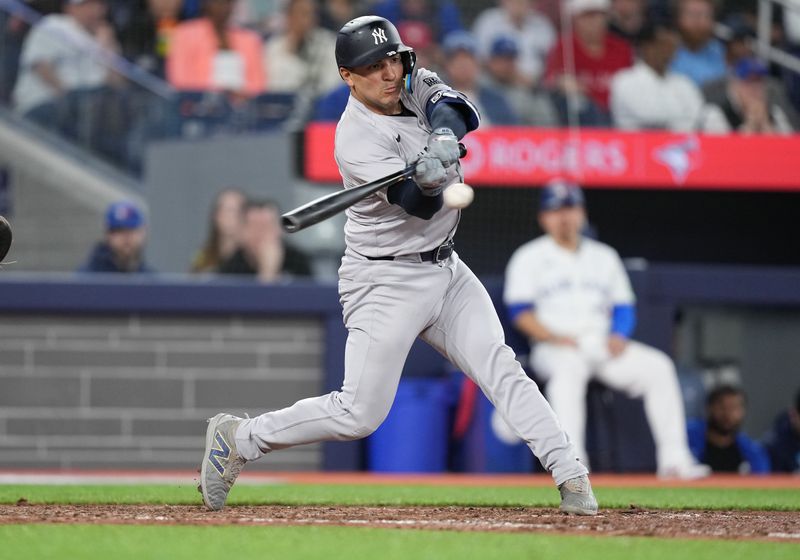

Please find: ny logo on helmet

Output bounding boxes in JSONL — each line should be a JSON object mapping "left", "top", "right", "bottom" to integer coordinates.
{"left": 372, "top": 27, "right": 388, "bottom": 45}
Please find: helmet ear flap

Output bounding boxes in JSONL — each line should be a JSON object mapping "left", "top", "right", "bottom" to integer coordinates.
{"left": 402, "top": 51, "right": 417, "bottom": 93}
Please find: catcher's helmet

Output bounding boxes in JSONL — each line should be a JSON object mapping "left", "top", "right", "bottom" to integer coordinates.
{"left": 336, "top": 16, "right": 416, "bottom": 89}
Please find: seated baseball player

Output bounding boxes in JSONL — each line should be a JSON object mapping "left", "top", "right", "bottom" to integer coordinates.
{"left": 503, "top": 179, "right": 710, "bottom": 479}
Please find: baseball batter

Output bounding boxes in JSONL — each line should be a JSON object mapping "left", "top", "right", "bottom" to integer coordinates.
{"left": 503, "top": 180, "right": 711, "bottom": 479}
{"left": 200, "top": 16, "right": 597, "bottom": 515}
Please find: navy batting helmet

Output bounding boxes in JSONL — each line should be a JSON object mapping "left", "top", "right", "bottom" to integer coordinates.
{"left": 336, "top": 16, "right": 416, "bottom": 89}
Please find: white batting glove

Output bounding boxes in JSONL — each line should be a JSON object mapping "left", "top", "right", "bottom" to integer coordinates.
{"left": 413, "top": 154, "right": 447, "bottom": 196}
{"left": 426, "top": 127, "right": 460, "bottom": 168}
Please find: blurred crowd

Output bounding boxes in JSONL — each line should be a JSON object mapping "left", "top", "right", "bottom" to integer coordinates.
{"left": 1, "top": 0, "right": 800, "bottom": 173}
{"left": 81, "top": 195, "right": 312, "bottom": 280}
{"left": 85, "top": 192, "right": 800, "bottom": 475}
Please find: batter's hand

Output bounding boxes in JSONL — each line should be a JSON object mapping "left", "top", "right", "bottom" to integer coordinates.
{"left": 426, "top": 127, "right": 460, "bottom": 168}
{"left": 414, "top": 154, "right": 447, "bottom": 195}
{"left": 607, "top": 334, "right": 628, "bottom": 357}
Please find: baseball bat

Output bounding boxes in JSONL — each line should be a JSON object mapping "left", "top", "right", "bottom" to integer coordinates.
{"left": 282, "top": 143, "right": 467, "bottom": 233}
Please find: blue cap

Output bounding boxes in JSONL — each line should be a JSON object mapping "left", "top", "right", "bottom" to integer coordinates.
{"left": 540, "top": 179, "right": 585, "bottom": 211}
{"left": 490, "top": 36, "right": 519, "bottom": 58}
{"left": 442, "top": 31, "right": 477, "bottom": 56}
{"left": 105, "top": 201, "right": 144, "bottom": 230}
{"left": 733, "top": 57, "right": 768, "bottom": 79}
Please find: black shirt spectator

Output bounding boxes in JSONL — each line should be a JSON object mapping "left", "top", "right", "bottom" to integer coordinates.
{"left": 219, "top": 244, "right": 312, "bottom": 278}
{"left": 216, "top": 199, "right": 312, "bottom": 282}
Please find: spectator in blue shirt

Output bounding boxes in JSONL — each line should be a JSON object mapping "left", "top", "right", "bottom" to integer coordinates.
{"left": 80, "top": 201, "right": 155, "bottom": 273}
{"left": 441, "top": 31, "right": 519, "bottom": 126}
{"left": 670, "top": 0, "right": 726, "bottom": 86}
{"left": 687, "top": 385, "right": 771, "bottom": 474}
{"left": 762, "top": 388, "right": 800, "bottom": 473}
{"left": 312, "top": 82, "right": 350, "bottom": 121}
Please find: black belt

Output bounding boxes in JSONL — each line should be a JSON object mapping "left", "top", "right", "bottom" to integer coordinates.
{"left": 366, "top": 240, "right": 454, "bottom": 263}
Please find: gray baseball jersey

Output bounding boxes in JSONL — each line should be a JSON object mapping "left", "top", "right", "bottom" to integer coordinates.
{"left": 335, "top": 68, "right": 464, "bottom": 257}
{"left": 232, "top": 67, "right": 587, "bottom": 487}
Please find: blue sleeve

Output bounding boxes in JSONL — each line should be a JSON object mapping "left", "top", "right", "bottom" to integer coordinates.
{"left": 738, "top": 435, "right": 772, "bottom": 474}
{"left": 611, "top": 304, "right": 636, "bottom": 338}
{"left": 426, "top": 91, "right": 480, "bottom": 138}
{"left": 686, "top": 419, "right": 707, "bottom": 463}
{"left": 386, "top": 178, "right": 442, "bottom": 220}
{"left": 428, "top": 102, "right": 468, "bottom": 139}
{"left": 506, "top": 303, "right": 534, "bottom": 324}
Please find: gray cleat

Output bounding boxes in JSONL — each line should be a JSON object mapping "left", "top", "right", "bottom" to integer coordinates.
{"left": 199, "top": 413, "right": 246, "bottom": 511}
{"left": 558, "top": 474, "right": 598, "bottom": 516}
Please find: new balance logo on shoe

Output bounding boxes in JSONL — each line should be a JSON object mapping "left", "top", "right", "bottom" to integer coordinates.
{"left": 208, "top": 431, "right": 231, "bottom": 476}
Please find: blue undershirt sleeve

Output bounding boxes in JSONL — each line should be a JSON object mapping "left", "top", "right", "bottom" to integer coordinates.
{"left": 426, "top": 93, "right": 480, "bottom": 139}
{"left": 611, "top": 304, "right": 636, "bottom": 338}
{"left": 386, "top": 178, "right": 443, "bottom": 220}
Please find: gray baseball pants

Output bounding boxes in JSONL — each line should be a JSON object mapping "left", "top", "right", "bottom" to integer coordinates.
{"left": 235, "top": 252, "right": 587, "bottom": 485}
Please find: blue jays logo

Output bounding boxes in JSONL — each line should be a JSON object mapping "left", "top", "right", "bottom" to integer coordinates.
{"left": 207, "top": 431, "right": 230, "bottom": 476}
{"left": 653, "top": 136, "right": 700, "bottom": 184}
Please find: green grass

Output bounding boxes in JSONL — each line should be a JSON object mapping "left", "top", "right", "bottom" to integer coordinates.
{"left": 1, "top": 483, "right": 799, "bottom": 511}
{"left": 2, "top": 525, "right": 797, "bottom": 560}
{"left": 2, "top": 483, "right": 798, "bottom": 559}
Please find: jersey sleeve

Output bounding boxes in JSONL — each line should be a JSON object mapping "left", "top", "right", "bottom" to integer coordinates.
{"left": 503, "top": 247, "right": 536, "bottom": 306}
{"left": 608, "top": 248, "right": 636, "bottom": 305}
{"left": 410, "top": 68, "right": 480, "bottom": 133}
{"left": 335, "top": 125, "right": 404, "bottom": 202}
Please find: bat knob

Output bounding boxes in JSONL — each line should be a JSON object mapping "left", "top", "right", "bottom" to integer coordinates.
{"left": 458, "top": 143, "right": 467, "bottom": 159}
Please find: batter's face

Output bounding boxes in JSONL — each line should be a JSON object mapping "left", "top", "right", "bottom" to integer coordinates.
{"left": 340, "top": 55, "right": 404, "bottom": 116}
{"left": 539, "top": 206, "right": 586, "bottom": 246}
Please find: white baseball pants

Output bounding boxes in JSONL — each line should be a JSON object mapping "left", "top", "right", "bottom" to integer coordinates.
{"left": 235, "top": 252, "right": 587, "bottom": 485}
{"left": 531, "top": 337, "right": 696, "bottom": 472}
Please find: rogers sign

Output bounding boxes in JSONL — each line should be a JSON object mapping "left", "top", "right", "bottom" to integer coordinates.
{"left": 304, "top": 123, "right": 800, "bottom": 191}
{"left": 459, "top": 131, "right": 629, "bottom": 182}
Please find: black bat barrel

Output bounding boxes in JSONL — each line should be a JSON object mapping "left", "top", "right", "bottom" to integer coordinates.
{"left": 282, "top": 143, "right": 467, "bottom": 233}
{"left": 282, "top": 165, "right": 415, "bottom": 233}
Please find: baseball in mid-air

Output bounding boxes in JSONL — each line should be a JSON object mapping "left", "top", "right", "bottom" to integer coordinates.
{"left": 443, "top": 182, "right": 474, "bottom": 209}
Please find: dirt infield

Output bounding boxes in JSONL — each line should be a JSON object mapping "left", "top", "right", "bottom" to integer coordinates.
{"left": 2, "top": 503, "right": 799, "bottom": 541}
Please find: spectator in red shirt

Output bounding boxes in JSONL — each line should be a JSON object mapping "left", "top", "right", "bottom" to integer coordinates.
{"left": 167, "top": 0, "right": 266, "bottom": 98}
{"left": 545, "top": 0, "right": 633, "bottom": 119}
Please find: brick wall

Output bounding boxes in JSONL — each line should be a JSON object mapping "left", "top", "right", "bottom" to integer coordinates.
{"left": 0, "top": 314, "right": 324, "bottom": 470}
